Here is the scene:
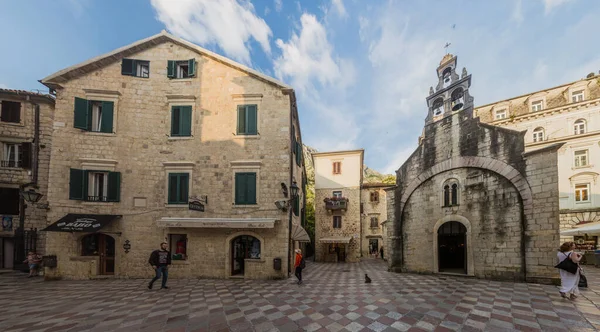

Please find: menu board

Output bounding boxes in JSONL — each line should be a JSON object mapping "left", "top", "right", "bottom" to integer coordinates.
{"left": 574, "top": 235, "right": 597, "bottom": 251}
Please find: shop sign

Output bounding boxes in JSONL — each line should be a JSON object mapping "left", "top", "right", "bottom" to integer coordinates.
{"left": 189, "top": 196, "right": 207, "bottom": 212}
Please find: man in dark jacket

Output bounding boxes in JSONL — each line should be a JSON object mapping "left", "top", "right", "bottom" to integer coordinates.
{"left": 148, "top": 242, "right": 171, "bottom": 289}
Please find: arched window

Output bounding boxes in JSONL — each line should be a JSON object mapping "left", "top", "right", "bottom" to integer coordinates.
{"left": 432, "top": 98, "right": 444, "bottom": 116}
{"left": 442, "top": 179, "right": 459, "bottom": 207}
{"left": 451, "top": 88, "right": 464, "bottom": 111}
{"left": 532, "top": 127, "right": 545, "bottom": 142}
{"left": 574, "top": 119, "right": 586, "bottom": 135}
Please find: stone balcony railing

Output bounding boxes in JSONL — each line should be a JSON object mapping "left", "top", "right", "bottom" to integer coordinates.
{"left": 324, "top": 197, "right": 349, "bottom": 212}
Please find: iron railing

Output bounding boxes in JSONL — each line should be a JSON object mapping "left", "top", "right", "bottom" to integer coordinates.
{"left": 0, "top": 160, "right": 21, "bottom": 168}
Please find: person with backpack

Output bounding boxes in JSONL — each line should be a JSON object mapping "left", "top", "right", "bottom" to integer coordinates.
{"left": 294, "top": 248, "right": 305, "bottom": 285}
{"left": 148, "top": 242, "right": 171, "bottom": 290}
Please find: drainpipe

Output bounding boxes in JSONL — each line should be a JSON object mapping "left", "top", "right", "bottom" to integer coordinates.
{"left": 284, "top": 89, "right": 295, "bottom": 276}
{"left": 518, "top": 194, "right": 527, "bottom": 282}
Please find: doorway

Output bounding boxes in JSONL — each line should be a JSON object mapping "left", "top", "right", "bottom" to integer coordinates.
{"left": 231, "top": 235, "right": 261, "bottom": 276}
{"left": 369, "top": 239, "right": 378, "bottom": 256}
{"left": 1, "top": 238, "right": 14, "bottom": 269}
{"left": 437, "top": 221, "right": 466, "bottom": 274}
{"left": 81, "top": 233, "right": 115, "bottom": 275}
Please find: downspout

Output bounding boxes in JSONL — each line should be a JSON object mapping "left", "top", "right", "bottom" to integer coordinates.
{"left": 284, "top": 89, "right": 295, "bottom": 276}
{"left": 518, "top": 194, "right": 527, "bottom": 282}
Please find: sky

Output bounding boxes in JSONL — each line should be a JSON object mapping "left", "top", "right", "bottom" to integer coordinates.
{"left": 1, "top": 0, "right": 599, "bottom": 174}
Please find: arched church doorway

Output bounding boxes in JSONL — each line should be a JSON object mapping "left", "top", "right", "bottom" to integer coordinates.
{"left": 437, "top": 221, "right": 466, "bottom": 274}
{"left": 81, "top": 233, "right": 115, "bottom": 275}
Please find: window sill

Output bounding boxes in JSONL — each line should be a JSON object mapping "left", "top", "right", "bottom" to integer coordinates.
{"left": 244, "top": 258, "right": 265, "bottom": 263}
{"left": 575, "top": 201, "right": 591, "bottom": 204}
{"left": 81, "top": 131, "right": 116, "bottom": 137}
{"left": 169, "top": 78, "right": 195, "bottom": 82}
{"left": 573, "top": 165, "right": 593, "bottom": 170}
{"left": 0, "top": 166, "right": 25, "bottom": 171}
{"left": 232, "top": 204, "right": 260, "bottom": 209}
{"left": 168, "top": 136, "right": 194, "bottom": 140}
{"left": 81, "top": 201, "right": 116, "bottom": 206}
{"left": 0, "top": 121, "right": 24, "bottom": 127}
{"left": 233, "top": 135, "right": 260, "bottom": 140}
{"left": 165, "top": 204, "right": 188, "bottom": 208}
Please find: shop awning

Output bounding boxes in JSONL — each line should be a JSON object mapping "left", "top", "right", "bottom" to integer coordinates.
{"left": 319, "top": 236, "right": 352, "bottom": 244}
{"left": 157, "top": 218, "right": 276, "bottom": 229}
{"left": 561, "top": 222, "right": 600, "bottom": 236}
{"left": 292, "top": 224, "right": 311, "bottom": 243}
{"left": 43, "top": 214, "right": 121, "bottom": 232}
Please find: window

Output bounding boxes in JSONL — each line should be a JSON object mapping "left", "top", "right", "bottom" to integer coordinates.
{"left": 236, "top": 105, "right": 258, "bottom": 135}
{"left": 532, "top": 127, "right": 545, "bottom": 142}
{"left": 170, "top": 106, "right": 192, "bottom": 137}
{"left": 2, "top": 143, "right": 19, "bottom": 168}
{"left": 333, "top": 216, "right": 342, "bottom": 228}
{"left": 168, "top": 173, "right": 189, "bottom": 205}
{"left": 333, "top": 191, "right": 342, "bottom": 198}
{"left": 443, "top": 180, "right": 459, "bottom": 207}
{"left": 232, "top": 235, "right": 261, "bottom": 259}
{"left": 531, "top": 100, "right": 543, "bottom": 112}
{"left": 0, "top": 100, "right": 21, "bottom": 123}
{"left": 370, "top": 191, "right": 379, "bottom": 202}
{"left": 235, "top": 172, "right": 257, "bottom": 205}
{"left": 295, "top": 141, "right": 302, "bottom": 166}
{"left": 69, "top": 169, "right": 121, "bottom": 202}
{"left": 333, "top": 161, "right": 342, "bottom": 174}
{"left": 442, "top": 67, "right": 452, "bottom": 88}
{"left": 169, "top": 234, "right": 188, "bottom": 260}
{"left": 167, "top": 59, "right": 196, "bottom": 79}
{"left": 494, "top": 109, "right": 507, "bottom": 120}
{"left": 74, "top": 97, "right": 114, "bottom": 133}
{"left": 0, "top": 187, "right": 19, "bottom": 215}
{"left": 574, "top": 150, "right": 589, "bottom": 168}
{"left": 121, "top": 59, "right": 150, "bottom": 78}
{"left": 574, "top": 119, "right": 586, "bottom": 135}
{"left": 293, "top": 195, "right": 300, "bottom": 216}
{"left": 572, "top": 90, "right": 584, "bottom": 103}
{"left": 370, "top": 217, "right": 379, "bottom": 228}
{"left": 432, "top": 98, "right": 443, "bottom": 116}
{"left": 575, "top": 184, "right": 590, "bottom": 203}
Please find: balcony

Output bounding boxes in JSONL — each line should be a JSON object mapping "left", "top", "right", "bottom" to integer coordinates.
{"left": 86, "top": 196, "right": 108, "bottom": 202}
{"left": 324, "top": 197, "right": 349, "bottom": 212}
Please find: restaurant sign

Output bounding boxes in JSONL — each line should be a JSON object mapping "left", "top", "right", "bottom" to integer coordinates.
{"left": 43, "top": 214, "right": 121, "bottom": 232}
{"left": 189, "top": 196, "right": 206, "bottom": 212}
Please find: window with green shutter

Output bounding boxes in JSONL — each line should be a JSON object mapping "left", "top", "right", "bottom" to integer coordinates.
{"left": 168, "top": 173, "right": 189, "bottom": 204}
{"left": 295, "top": 141, "right": 302, "bottom": 166}
{"left": 167, "top": 59, "right": 196, "bottom": 79}
{"left": 170, "top": 106, "right": 192, "bottom": 137}
{"left": 235, "top": 172, "right": 257, "bottom": 205}
{"left": 69, "top": 168, "right": 121, "bottom": 202}
{"left": 121, "top": 59, "right": 150, "bottom": 78}
{"left": 294, "top": 195, "right": 300, "bottom": 216}
{"left": 73, "top": 97, "right": 114, "bottom": 133}
{"left": 236, "top": 105, "right": 258, "bottom": 135}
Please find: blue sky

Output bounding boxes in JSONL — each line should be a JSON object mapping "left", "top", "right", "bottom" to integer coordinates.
{"left": 1, "top": 0, "right": 599, "bottom": 173}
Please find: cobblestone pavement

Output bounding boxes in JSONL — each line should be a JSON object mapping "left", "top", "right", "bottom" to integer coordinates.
{"left": 1, "top": 259, "right": 599, "bottom": 332}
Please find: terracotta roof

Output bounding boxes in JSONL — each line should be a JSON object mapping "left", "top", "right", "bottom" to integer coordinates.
{"left": 0, "top": 88, "right": 55, "bottom": 102}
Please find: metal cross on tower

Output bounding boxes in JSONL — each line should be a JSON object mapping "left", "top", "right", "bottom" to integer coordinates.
{"left": 444, "top": 42, "right": 451, "bottom": 54}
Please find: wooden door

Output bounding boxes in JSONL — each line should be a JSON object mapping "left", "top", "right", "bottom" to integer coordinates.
{"left": 99, "top": 234, "right": 115, "bottom": 275}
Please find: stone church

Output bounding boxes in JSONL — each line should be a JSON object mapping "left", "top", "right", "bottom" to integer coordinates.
{"left": 386, "top": 54, "right": 562, "bottom": 283}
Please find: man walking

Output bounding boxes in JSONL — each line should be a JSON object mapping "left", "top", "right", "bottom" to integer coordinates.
{"left": 148, "top": 242, "right": 171, "bottom": 289}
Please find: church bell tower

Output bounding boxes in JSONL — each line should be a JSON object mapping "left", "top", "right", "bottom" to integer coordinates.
{"left": 425, "top": 54, "right": 474, "bottom": 124}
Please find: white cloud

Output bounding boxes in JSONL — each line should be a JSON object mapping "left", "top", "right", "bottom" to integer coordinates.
{"left": 382, "top": 145, "right": 418, "bottom": 174}
{"left": 66, "top": 0, "right": 91, "bottom": 18}
{"left": 264, "top": 6, "right": 270, "bottom": 16}
{"left": 542, "top": 0, "right": 575, "bottom": 14}
{"left": 332, "top": 0, "right": 347, "bottom": 18}
{"left": 0, "top": 83, "right": 8, "bottom": 89}
{"left": 512, "top": 0, "right": 523, "bottom": 22}
{"left": 150, "top": 0, "right": 272, "bottom": 65}
{"left": 274, "top": 0, "right": 283, "bottom": 12}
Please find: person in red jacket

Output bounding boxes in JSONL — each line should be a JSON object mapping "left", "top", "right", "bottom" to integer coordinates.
{"left": 294, "top": 248, "right": 304, "bottom": 285}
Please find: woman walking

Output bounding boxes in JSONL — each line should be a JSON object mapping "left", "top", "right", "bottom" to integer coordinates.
{"left": 557, "top": 242, "right": 582, "bottom": 300}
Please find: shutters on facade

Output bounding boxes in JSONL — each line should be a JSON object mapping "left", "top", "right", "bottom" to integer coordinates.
{"left": 74, "top": 98, "right": 113, "bottom": 133}
{"left": 295, "top": 142, "right": 302, "bottom": 166}
{"left": 188, "top": 58, "right": 196, "bottom": 77}
{"left": 235, "top": 172, "right": 257, "bottom": 205}
{"left": 101, "top": 101, "right": 114, "bottom": 133}
{"left": 171, "top": 106, "right": 192, "bottom": 137}
{"left": 237, "top": 105, "right": 258, "bottom": 135}
{"left": 294, "top": 196, "right": 300, "bottom": 216}
{"left": 121, "top": 59, "right": 135, "bottom": 76}
{"left": 74, "top": 97, "right": 89, "bottom": 130}
{"left": 168, "top": 173, "right": 189, "bottom": 204}
{"left": 107, "top": 172, "right": 121, "bottom": 202}
{"left": 167, "top": 60, "right": 176, "bottom": 78}
{"left": 69, "top": 168, "right": 121, "bottom": 202}
{"left": 20, "top": 142, "right": 31, "bottom": 169}
{"left": 69, "top": 168, "right": 86, "bottom": 200}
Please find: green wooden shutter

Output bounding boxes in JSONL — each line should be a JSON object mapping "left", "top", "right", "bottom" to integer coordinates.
{"left": 294, "top": 196, "right": 299, "bottom": 216}
{"left": 100, "top": 101, "right": 114, "bottom": 133}
{"left": 180, "top": 106, "right": 192, "bottom": 136}
{"left": 168, "top": 173, "right": 178, "bottom": 204}
{"left": 235, "top": 173, "right": 246, "bottom": 204}
{"left": 69, "top": 168, "right": 86, "bottom": 200}
{"left": 188, "top": 58, "right": 196, "bottom": 77}
{"left": 20, "top": 142, "right": 31, "bottom": 169}
{"left": 107, "top": 172, "right": 121, "bottom": 202}
{"left": 171, "top": 106, "right": 180, "bottom": 136}
{"left": 246, "top": 173, "right": 257, "bottom": 204}
{"left": 74, "top": 97, "right": 89, "bottom": 130}
{"left": 167, "top": 60, "right": 176, "bottom": 78}
{"left": 237, "top": 106, "right": 246, "bottom": 134}
{"left": 247, "top": 105, "right": 257, "bottom": 135}
{"left": 121, "top": 59, "right": 135, "bottom": 76}
{"left": 179, "top": 173, "right": 189, "bottom": 203}
{"left": 295, "top": 142, "right": 302, "bottom": 166}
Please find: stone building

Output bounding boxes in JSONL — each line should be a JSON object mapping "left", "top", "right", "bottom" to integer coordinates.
{"left": 475, "top": 73, "right": 600, "bottom": 250}
{"left": 313, "top": 150, "right": 363, "bottom": 262}
{"left": 39, "top": 31, "right": 307, "bottom": 280}
{"left": 361, "top": 183, "right": 393, "bottom": 259}
{"left": 0, "top": 89, "right": 54, "bottom": 269}
{"left": 387, "top": 54, "right": 561, "bottom": 283}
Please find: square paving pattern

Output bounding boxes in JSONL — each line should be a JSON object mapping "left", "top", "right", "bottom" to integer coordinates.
{"left": 1, "top": 259, "right": 599, "bottom": 331}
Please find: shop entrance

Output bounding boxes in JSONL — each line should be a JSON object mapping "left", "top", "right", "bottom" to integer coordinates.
{"left": 81, "top": 233, "right": 115, "bottom": 275}
{"left": 231, "top": 235, "right": 261, "bottom": 276}
{"left": 437, "top": 221, "right": 466, "bottom": 274}
{"left": 369, "top": 239, "right": 378, "bottom": 256}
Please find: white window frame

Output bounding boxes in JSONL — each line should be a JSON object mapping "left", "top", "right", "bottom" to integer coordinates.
{"left": 333, "top": 191, "right": 342, "bottom": 198}
{"left": 574, "top": 149, "right": 589, "bottom": 168}
{"left": 494, "top": 109, "right": 507, "bottom": 120}
{"left": 532, "top": 127, "right": 545, "bottom": 142}
{"left": 531, "top": 100, "right": 543, "bottom": 112}
{"left": 82, "top": 89, "right": 120, "bottom": 135}
{"left": 574, "top": 119, "right": 586, "bottom": 135}
{"left": 575, "top": 183, "right": 590, "bottom": 203}
{"left": 333, "top": 215, "right": 342, "bottom": 228}
{"left": 136, "top": 61, "right": 149, "bottom": 78}
{"left": 176, "top": 61, "right": 189, "bottom": 79}
{"left": 572, "top": 90, "right": 584, "bottom": 103}
{"left": 87, "top": 171, "right": 109, "bottom": 202}
{"left": 89, "top": 101, "right": 103, "bottom": 132}
{"left": 1, "top": 142, "right": 20, "bottom": 167}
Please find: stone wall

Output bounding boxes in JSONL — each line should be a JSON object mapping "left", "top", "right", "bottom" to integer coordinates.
{"left": 360, "top": 187, "right": 389, "bottom": 257}
{"left": 43, "top": 40, "right": 303, "bottom": 280}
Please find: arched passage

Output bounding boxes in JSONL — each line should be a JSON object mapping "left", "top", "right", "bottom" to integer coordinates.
{"left": 433, "top": 215, "right": 474, "bottom": 276}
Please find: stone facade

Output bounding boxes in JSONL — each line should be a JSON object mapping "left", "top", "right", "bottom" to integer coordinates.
{"left": 0, "top": 89, "right": 54, "bottom": 268}
{"left": 313, "top": 150, "right": 363, "bottom": 263}
{"left": 360, "top": 183, "right": 393, "bottom": 259}
{"left": 475, "top": 73, "right": 600, "bottom": 250}
{"left": 387, "top": 54, "right": 561, "bottom": 283}
{"left": 40, "top": 31, "right": 305, "bottom": 280}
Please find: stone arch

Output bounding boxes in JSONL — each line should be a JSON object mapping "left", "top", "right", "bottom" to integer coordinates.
{"left": 432, "top": 215, "right": 474, "bottom": 276}
{"left": 398, "top": 156, "right": 532, "bottom": 217}
{"left": 224, "top": 231, "right": 265, "bottom": 277}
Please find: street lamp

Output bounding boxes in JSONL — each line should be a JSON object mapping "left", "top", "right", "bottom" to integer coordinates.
{"left": 20, "top": 188, "right": 43, "bottom": 203}
{"left": 15, "top": 188, "right": 43, "bottom": 271}
{"left": 290, "top": 181, "right": 299, "bottom": 200}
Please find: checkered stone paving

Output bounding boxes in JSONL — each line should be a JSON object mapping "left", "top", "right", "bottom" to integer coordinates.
{"left": 0, "top": 259, "right": 599, "bottom": 331}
